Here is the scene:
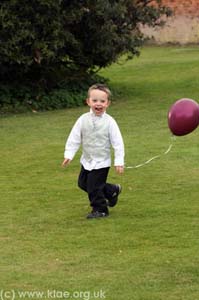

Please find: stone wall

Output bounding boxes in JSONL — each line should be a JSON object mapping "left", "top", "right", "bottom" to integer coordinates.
{"left": 141, "top": 0, "right": 199, "bottom": 44}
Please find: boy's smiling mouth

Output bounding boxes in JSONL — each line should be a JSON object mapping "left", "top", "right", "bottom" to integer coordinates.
{"left": 94, "top": 107, "right": 103, "bottom": 114}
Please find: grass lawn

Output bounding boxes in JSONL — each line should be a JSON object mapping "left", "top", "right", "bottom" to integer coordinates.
{"left": 1, "top": 46, "right": 199, "bottom": 299}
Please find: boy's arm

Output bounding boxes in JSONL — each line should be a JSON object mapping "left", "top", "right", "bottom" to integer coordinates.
{"left": 62, "top": 117, "right": 82, "bottom": 167}
{"left": 109, "top": 119, "right": 125, "bottom": 174}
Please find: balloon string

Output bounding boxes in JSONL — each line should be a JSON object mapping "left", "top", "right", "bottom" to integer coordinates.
{"left": 125, "top": 140, "right": 174, "bottom": 169}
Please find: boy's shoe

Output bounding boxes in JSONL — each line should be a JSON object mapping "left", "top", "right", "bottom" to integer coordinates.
{"left": 107, "top": 184, "right": 122, "bottom": 207}
{"left": 86, "top": 210, "right": 109, "bottom": 219}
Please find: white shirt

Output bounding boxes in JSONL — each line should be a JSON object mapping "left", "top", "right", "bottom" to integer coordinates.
{"left": 64, "top": 110, "right": 124, "bottom": 171}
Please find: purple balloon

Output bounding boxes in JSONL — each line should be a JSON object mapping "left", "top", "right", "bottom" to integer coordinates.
{"left": 168, "top": 98, "right": 199, "bottom": 136}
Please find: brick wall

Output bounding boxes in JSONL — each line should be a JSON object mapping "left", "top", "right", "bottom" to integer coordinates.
{"left": 162, "top": 0, "right": 199, "bottom": 17}
{"left": 141, "top": 0, "right": 199, "bottom": 44}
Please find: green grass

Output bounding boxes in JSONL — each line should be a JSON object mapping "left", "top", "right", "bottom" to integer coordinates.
{"left": 1, "top": 46, "right": 199, "bottom": 299}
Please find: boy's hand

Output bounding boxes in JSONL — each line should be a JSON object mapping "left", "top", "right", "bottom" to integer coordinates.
{"left": 115, "top": 166, "right": 124, "bottom": 174}
{"left": 62, "top": 158, "right": 71, "bottom": 167}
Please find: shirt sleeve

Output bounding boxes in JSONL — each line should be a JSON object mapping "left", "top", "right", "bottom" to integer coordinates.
{"left": 109, "top": 118, "right": 125, "bottom": 166}
{"left": 64, "top": 116, "right": 82, "bottom": 160}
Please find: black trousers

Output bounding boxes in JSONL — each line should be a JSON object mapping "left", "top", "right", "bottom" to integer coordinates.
{"left": 78, "top": 165, "right": 117, "bottom": 213}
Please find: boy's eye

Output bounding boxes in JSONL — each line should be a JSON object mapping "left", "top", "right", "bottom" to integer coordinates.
{"left": 92, "top": 99, "right": 106, "bottom": 103}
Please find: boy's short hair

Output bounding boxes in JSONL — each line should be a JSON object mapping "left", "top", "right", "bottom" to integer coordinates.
{"left": 88, "top": 83, "right": 112, "bottom": 100}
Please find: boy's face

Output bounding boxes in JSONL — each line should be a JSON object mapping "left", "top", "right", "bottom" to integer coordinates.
{"left": 86, "top": 89, "right": 110, "bottom": 116}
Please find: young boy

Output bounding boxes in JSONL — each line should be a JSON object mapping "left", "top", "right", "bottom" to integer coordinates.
{"left": 62, "top": 83, "right": 124, "bottom": 219}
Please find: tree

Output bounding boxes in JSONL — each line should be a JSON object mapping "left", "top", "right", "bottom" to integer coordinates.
{"left": 0, "top": 0, "right": 171, "bottom": 77}
{"left": 0, "top": 0, "right": 171, "bottom": 110}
